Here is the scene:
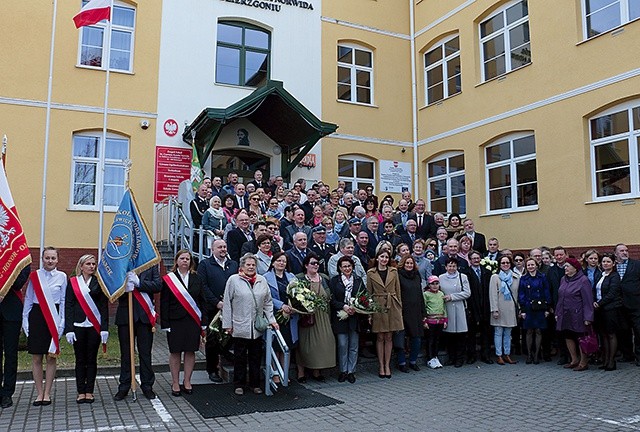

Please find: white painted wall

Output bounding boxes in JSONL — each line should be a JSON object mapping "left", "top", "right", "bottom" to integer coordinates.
{"left": 156, "top": 0, "right": 323, "bottom": 179}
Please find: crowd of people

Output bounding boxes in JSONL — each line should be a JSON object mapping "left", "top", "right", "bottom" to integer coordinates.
{"left": 0, "top": 169, "right": 638, "bottom": 408}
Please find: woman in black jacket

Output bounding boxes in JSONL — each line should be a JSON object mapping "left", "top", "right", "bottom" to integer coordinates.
{"left": 329, "top": 256, "right": 364, "bottom": 384}
{"left": 396, "top": 256, "right": 425, "bottom": 372}
{"left": 593, "top": 253, "right": 624, "bottom": 371}
{"left": 65, "top": 254, "right": 108, "bottom": 404}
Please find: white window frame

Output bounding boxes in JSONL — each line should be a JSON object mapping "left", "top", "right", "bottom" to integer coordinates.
{"left": 582, "top": 0, "right": 640, "bottom": 39}
{"left": 76, "top": 1, "right": 136, "bottom": 73}
{"left": 424, "top": 34, "right": 461, "bottom": 105}
{"left": 338, "top": 155, "right": 376, "bottom": 193}
{"left": 426, "top": 151, "right": 466, "bottom": 215}
{"left": 484, "top": 132, "right": 538, "bottom": 214}
{"left": 589, "top": 99, "right": 640, "bottom": 202}
{"left": 69, "top": 132, "right": 130, "bottom": 212}
{"left": 479, "top": 0, "right": 530, "bottom": 82}
{"left": 337, "top": 44, "right": 374, "bottom": 105}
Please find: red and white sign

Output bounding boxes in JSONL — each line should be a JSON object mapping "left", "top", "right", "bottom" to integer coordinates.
{"left": 298, "top": 153, "right": 316, "bottom": 168}
{"left": 154, "top": 146, "right": 192, "bottom": 203}
{"left": 163, "top": 119, "right": 179, "bottom": 137}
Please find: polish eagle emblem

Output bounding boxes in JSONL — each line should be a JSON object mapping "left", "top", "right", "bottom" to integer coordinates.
{"left": 0, "top": 203, "right": 16, "bottom": 248}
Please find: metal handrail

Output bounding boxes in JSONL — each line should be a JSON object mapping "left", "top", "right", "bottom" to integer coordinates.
{"left": 264, "top": 327, "right": 289, "bottom": 396}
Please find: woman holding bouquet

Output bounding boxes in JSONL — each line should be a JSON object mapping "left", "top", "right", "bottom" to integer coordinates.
{"left": 330, "top": 256, "right": 364, "bottom": 384}
{"left": 264, "top": 252, "right": 298, "bottom": 381}
{"left": 297, "top": 254, "right": 336, "bottom": 382}
{"left": 367, "top": 249, "right": 404, "bottom": 378}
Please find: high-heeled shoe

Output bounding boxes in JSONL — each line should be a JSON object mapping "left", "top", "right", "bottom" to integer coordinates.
{"left": 573, "top": 363, "right": 589, "bottom": 371}
{"left": 604, "top": 362, "right": 617, "bottom": 371}
{"left": 563, "top": 362, "right": 579, "bottom": 369}
{"left": 180, "top": 384, "right": 193, "bottom": 395}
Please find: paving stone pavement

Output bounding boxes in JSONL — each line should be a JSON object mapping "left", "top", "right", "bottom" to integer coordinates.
{"left": 1, "top": 354, "right": 639, "bottom": 432}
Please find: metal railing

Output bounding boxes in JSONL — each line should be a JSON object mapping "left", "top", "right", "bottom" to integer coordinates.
{"left": 264, "top": 327, "right": 290, "bottom": 396}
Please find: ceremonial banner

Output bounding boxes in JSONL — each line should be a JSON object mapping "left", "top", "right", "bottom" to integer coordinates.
{"left": 191, "top": 143, "right": 204, "bottom": 193}
{"left": 0, "top": 160, "right": 31, "bottom": 297}
{"left": 96, "top": 189, "right": 160, "bottom": 302}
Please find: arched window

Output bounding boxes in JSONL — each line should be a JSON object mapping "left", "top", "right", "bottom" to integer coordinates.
{"left": 479, "top": 0, "right": 530, "bottom": 81}
{"left": 337, "top": 43, "right": 374, "bottom": 105}
{"left": 589, "top": 100, "right": 640, "bottom": 200}
{"left": 427, "top": 152, "right": 466, "bottom": 214}
{"left": 70, "top": 132, "right": 129, "bottom": 211}
{"left": 485, "top": 132, "right": 537, "bottom": 212}
{"left": 78, "top": 1, "right": 136, "bottom": 72}
{"left": 216, "top": 21, "right": 271, "bottom": 87}
{"left": 424, "top": 34, "right": 461, "bottom": 105}
{"left": 338, "top": 156, "right": 375, "bottom": 193}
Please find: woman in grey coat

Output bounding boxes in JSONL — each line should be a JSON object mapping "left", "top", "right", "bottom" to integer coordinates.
{"left": 223, "top": 254, "right": 279, "bottom": 395}
{"left": 489, "top": 256, "right": 520, "bottom": 365}
{"left": 438, "top": 258, "right": 470, "bottom": 368}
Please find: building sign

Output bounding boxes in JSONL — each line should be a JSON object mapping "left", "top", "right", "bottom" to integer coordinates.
{"left": 163, "top": 119, "right": 179, "bottom": 137}
{"left": 220, "top": 0, "right": 314, "bottom": 13}
{"left": 154, "top": 146, "right": 192, "bottom": 203}
{"left": 379, "top": 160, "right": 411, "bottom": 193}
{"left": 298, "top": 153, "right": 316, "bottom": 168}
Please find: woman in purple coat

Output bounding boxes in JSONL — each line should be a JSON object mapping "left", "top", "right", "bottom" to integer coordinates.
{"left": 555, "top": 257, "right": 594, "bottom": 371}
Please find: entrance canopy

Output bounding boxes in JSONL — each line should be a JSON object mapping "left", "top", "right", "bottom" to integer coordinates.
{"left": 183, "top": 81, "right": 338, "bottom": 181}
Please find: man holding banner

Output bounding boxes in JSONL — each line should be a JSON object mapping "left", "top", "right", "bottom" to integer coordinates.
{"left": 97, "top": 189, "right": 160, "bottom": 400}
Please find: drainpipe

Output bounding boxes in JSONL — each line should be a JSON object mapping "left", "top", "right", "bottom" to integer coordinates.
{"left": 409, "top": 0, "right": 420, "bottom": 200}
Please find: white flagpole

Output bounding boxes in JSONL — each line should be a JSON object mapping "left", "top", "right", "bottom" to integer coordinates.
{"left": 97, "top": 0, "right": 114, "bottom": 262}
{"left": 40, "top": 0, "right": 59, "bottom": 267}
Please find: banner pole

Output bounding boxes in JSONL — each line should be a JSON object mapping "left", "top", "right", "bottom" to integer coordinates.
{"left": 129, "top": 291, "right": 137, "bottom": 400}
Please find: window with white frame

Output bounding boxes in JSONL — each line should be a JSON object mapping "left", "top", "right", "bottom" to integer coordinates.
{"left": 479, "top": 0, "right": 530, "bottom": 81}
{"left": 338, "top": 156, "right": 375, "bottom": 193}
{"left": 215, "top": 21, "right": 270, "bottom": 87}
{"left": 78, "top": 1, "right": 135, "bottom": 72}
{"left": 71, "top": 133, "right": 129, "bottom": 211}
{"left": 424, "top": 35, "right": 461, "bottom": 105}
{"left": 427, "top": 152, "right": 466, "bottom": 214}
{"left": 485, "top": 133, "right": 538, "bottom": 212}
{"left": 584, "top": 0, "right": 640, "bottom": 38}
{"left": 337, "top": 44, "right": 373, "bottom": 105}
{"left": 590, "top": 101, "right": 640, "bottom": 199}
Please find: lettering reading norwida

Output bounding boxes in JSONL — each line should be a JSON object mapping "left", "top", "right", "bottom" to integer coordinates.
{"left": 221, "top": 0, "right": 314, "bottom": 12}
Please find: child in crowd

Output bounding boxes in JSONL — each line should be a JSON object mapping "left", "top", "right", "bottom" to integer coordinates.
{"left": 423, "top": 275, "right": 447, "bottom": 369}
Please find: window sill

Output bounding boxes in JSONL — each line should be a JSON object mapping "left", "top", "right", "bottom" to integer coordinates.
{"left": 577, "top": 17, "right": 640, "bottom": 45}
{"left": 419, "top": 92, "right": 462, "bottom": 111}
{"left": 475, "top": 62, "right": 532, "bottom": 88}
{"left": 336, "top": 99, "right": 378, "bottom": 108}
{"left": 585, "top": 196, "right": 638, "bottom": 205}
{"left": 479, "top": 205, "right": 538, "bottom": 218}
{"left": 67, "top": 207, "right": 118, "bottom": 213}
{"left": 75, "top": 65, "right": 134, "bottom": 75}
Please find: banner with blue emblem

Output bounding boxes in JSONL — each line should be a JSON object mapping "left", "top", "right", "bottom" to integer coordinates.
{"left": 96, "top": 189, "right": 160, "bottom": 302}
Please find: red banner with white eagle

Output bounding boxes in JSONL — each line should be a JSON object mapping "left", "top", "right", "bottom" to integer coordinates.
{"left": 0, "top": 159, "right": 31, "bottom": 297}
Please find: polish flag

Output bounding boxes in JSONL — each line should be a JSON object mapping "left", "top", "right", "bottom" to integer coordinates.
{"left": 73, "top": 0, "right": 111, "bottom": 29}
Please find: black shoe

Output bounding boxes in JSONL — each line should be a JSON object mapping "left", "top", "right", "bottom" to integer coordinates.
{"left": 113, "top": 390, "right": 128, "bottom": 401}
{"left": 0, "top": 396, "right": 12, "bottom": 408}
{"left": 171, "top": 389, "right": 182, "bottom": 397}
{"left": 397, "top": 365, "right": 409, "bottom": 373}
{"left": 635, "top": 360, "right": 640, "bottom": 367}
{"left": 454, "top": 361, "right": 464, "bottom": 368}
{"left": 32, "top": 400, "right": 42, "bottom": 407}
{"left": 466, "top": 356, "right": 477, "bottom": 365}
{"left": 313, "top": 375, "right": 326, "bottom": 383}
{"left": 208, "top": 372, "right": 223, "bottom": 383}
{"left": 543, "top": 356, "right": 552, "bottom": 362}
{"left": 180, "top": 384, "right": 193, "bottom": 395}
{"left": 297, "top": 376, "right": 307, "bottom": 384}
{"left": 142, "top": 388, "right": 156, "bottom": 400}
{"left": 525, "top": 357, "right": 533, "bottom": 365}
{"left": 557, "top": 356, "right": 569, "bottom": 366}
{"left": 409, "top": 363, "right": 420, "bottom": 372}
{"left": 338, "top": 372, "right": 347, "bottom": 383}
{"left": 41, "top": 399, "right": 52, "bottom": 406}
{"left": 481, "top": 357, "right": 494, "bottom": 365}
{"left": 347, "top": 373, "right": 356, "bottom": 383}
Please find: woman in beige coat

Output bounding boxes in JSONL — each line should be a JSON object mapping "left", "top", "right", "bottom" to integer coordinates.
{"left": 367, "top": 249, "right": 403, "bottom": 378}
{"left": 489, "top": 256, "right": 520, "bottom": 365}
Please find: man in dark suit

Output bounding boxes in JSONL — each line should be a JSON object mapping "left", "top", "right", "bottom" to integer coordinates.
{"left": 114, "top": 265, "right": 162, "bottom": 401}
{"left": 286, "top": 232, "right": 312, "bottom": 275}
{"left": 354, "top": 231, "right": 375, "bottom": 270}
{"left": 309, "top": 226, "right": 334, "bottom": 275}
{"left": 466, "top": 251, "right": 493, "bottom": 364}
{"left": 227, "top": 212, "right": 253, "bottom": 262}
{"left": 232, "top": 183, "right": 249, "bottom": 210}
{"left": 433, "top": 238, "right": 469, "bottom": 276}
{"left": 615, "top": 243, "right": 640, "bottom": 365}
{"left": 0, "top": 265, "right": 30, "bottom": 408}
{"left": 248, "top": 169, "right": 267, "bottom": 191}
{"left": 400, "top": 219, "right": 419, "bottom": 250}
{"left": 198, "top": 239, "right": 239, "bottom": 382}
{"left": 392, "top": 199, "right": 412, "bottom": 235}
{"left": 363, "top": 217, "right": 381, "bottom": 251}
{"left": 190, "top": 184, "right": 209, "bottom": 253}
{"left": 240, "top": 221, "right": 281, "bottom": 256}
{"left": 410, "top": 199, "right": 436, "bottom": 240}
{"left": 463, "top": 219, "right": 487, "bottom": 256}
{"left": 283, "top": 209, "right": 312, "bottom": 246}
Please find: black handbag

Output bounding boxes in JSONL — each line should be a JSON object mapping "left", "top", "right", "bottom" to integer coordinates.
{"left": 528, "top": 283, "right": 547, "bottom": 311}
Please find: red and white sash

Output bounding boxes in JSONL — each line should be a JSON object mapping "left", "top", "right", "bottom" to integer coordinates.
{"left": 29, "top": 270, "right": 61, "bottom": 355}
{"left": 133, "top": 289, "right": 157, "bottom": 327}
{"left": 69, "top": 276, "right": 102, "bottom": 335}
{"left": 163, "top": 273, "right": 201, "bottom": 327}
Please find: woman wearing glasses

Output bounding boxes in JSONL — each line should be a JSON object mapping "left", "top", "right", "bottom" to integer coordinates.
{"left": 489, "top": 256, "right": 520, "bottom": 365}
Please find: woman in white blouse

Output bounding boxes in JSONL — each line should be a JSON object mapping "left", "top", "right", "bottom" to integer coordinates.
{"left": 22, "top": 247, "right": 67, "bottom": 406}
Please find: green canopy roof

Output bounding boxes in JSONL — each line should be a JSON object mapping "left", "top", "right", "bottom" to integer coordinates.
{"left": 183, "top": 81, "right": 338, "bottom": 180}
